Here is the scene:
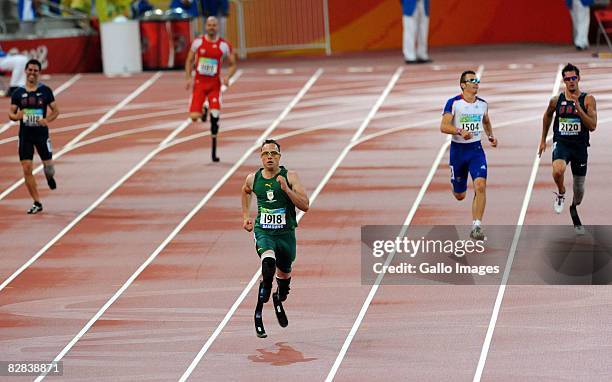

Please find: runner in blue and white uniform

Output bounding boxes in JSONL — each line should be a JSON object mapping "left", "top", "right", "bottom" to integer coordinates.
{"left": 440, "top": 70, "right": 497, "bottom": 240}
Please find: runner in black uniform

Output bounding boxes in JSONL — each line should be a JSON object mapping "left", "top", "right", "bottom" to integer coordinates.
{"left": 539, "top": 63, "right": 597, "bottom": 233}
{"left": 8, "top": 59, "right": 60, "bottom": 214}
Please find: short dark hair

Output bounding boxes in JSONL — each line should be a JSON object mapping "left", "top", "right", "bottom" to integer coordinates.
{"left": 460, "top": 70, "right": 476, "bottom": 84}
{"left": 261, "top": 139, "right": 280, "bottom": 151}
{"left": 562, "top": 63, "right": 580, "bottom": 77}
{"left": 25, "top": 59, "right": 42, "bottom": 71}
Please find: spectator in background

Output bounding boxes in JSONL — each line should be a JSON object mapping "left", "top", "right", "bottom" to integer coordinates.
{"left": 18, "top": 0, "right": 38, "bottom": 25}
{"left": 48, "top": 0, "right": 61, "bottom": 15}
{"left": 201, "top": 0, "right": 228, "bottom": 38}
{"left": 170, "top": 0, "right": 199, "bottom": 18}
{"left": 566, "top": 0, "right": 594, "bottom": 50}
{"left": 401, "top": 0, "right": 431, "bottom": 64}
{"left": 0, "top": 44, "right": 28, "bottom": 97}
{"left": 131, "top": 0, "right": 153, "bottom": 18}
{"left": 62, "top": 0, "right": 92, "bottom": 15}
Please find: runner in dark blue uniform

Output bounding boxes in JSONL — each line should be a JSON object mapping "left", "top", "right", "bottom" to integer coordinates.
{"left": 539, "top": 63, "right": 597, "bottom": 233}
{"left": 8, "top": 59, "right": 60, "bottom": 214}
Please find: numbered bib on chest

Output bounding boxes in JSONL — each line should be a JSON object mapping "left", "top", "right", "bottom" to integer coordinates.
{"left": 260, "top": 207, "right": 286, "bottom": 229}
{"left": 197, "top": 57, "right": 218, "bottom": 76}
{"left": 459, "top": 114, "right": 482, "bottom": 133}
{"left": 559, "top": 117, "right": 581, "bottom": 135}
{"left": 23, "top": 108, "right": 43, "bottom": 127}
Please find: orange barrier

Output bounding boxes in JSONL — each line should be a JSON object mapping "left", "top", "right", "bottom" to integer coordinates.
{"left": 328, "top": 0, "right": 573, "bottom": 52}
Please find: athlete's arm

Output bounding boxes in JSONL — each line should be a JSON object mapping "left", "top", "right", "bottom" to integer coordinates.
{"left": 223, "top": 51, "right": 237, "bottom": 87}
{"left": 241, "top": 173, "right": 255, "bottom": 232}
{"left": 8, "top": 104, "right": 22, "bottom": 121}
{"left": 440, "top": 112, "right": 472, "bottom": 140}
{"left": 575, "top": 94, "right": 597, "bottom": 132}
{"left": 539, "top": 96, "right": 558, "bottom": 156}
{"left": 185, "top": 49, "right": 195, "bottom": 90}
{"left": 279, "top": 171, "right": 309, "bottom": 212}
{"left": 39, "top": 100, "right": 59, "bottom": 126}
{"left": 482, "top": 112, "right": 497, "bottom": 147}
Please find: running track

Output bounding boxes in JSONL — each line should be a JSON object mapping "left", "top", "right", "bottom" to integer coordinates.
{"left": 0, "top": 45, "right": 611, "bottom": 381}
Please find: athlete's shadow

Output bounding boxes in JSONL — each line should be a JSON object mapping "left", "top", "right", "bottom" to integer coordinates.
{"left": 248, "top": 342, "right": 317, "bottom": 366}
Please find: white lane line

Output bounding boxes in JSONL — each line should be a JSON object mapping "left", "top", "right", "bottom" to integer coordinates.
{"left": 325, "top": 65, "right": 484, "bottom": 381}
{"left": 348, "top": 67, "right": 374, "bottom": 73}
{"left": 33, "top": 68, "right": 324, "bottom": 382}
{"left": 0, "top": 72, "right": 163, "bottom": 202}
{"left": 0, "top": 74, "right": 82, "bottom": 134}
{"left": 267, "top": 68, "right": 295, "bottom": 75}
{"left": 179, "top": 66, "right": 403, "bottom": 382}
{"left": 472, "top": 64, "right": 563, "bottom": 382}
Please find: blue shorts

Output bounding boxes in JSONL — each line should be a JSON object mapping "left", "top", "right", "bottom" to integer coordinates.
{"left": 449, "top": 141, "right": 488, "bottom": 193}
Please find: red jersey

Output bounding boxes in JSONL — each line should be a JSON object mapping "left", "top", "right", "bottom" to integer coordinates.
{"left": 190, "top": 35, "right": 232, "bottom": 81}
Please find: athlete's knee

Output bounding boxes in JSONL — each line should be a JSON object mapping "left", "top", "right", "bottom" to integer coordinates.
{"left": 189, "top": 113, "right": 201, "bottom": 122}
{"left": 552, "top": 161, "right": 566, "bottom": 177}
{"left": 453, "top": 192, "right": 466, "bottom": 201}
{"left": 21, "top": 161, "right": 33, "bottom": 175}
{"left": 474, "top": 178, "right": 486, "bottom": 194}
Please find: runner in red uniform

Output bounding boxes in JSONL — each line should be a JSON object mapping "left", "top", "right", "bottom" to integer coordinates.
{"left": 185, "top": 16, "right": 237, "bottom": 162}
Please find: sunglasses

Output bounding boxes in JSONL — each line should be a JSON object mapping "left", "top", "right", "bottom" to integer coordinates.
{"left": 563, "top": 76, "right": 578, "bottom": 82}
{"left": 463, "top": 78, "right": 480, "bottom": 84}
{"left": 261, "top": 150, "right": 280, "bottom": 157}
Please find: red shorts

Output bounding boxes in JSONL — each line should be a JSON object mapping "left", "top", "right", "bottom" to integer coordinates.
{"left": 189, "top": 78, "right": 222, "bottom": 113}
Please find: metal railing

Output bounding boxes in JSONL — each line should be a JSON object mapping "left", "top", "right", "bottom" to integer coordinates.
{"left": 228, "top": 0, "right": 331, "bottom": 59}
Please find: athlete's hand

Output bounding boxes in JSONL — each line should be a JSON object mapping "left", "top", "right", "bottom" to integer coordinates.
{"left": 538, "top": 141, "right": 547, "bottom": 157}
{"left": 243, "top": 217, "right": 253, "bottom": 232}
{"left": 38, "top": 118, "right": 48, "bottom": 127}
{"left": 488, "top": 136, "right": 498, "bottom": 147}
{"left": 460, "top": 129, "right": 473, "bottom": 140}
{"left": 222, "top": 76, "right": 229, "bottom": 87}
{"left": 15, "top": 110, "right": 23, "bottom": 120}
{"left": 276, "top": 175, "right": 289, "bottom": 192}
{"left": 185, "top": 78, "right": 192, "bottom": 90}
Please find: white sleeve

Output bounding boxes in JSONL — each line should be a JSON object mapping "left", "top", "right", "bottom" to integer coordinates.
{"left": 220, "top": 41, "right": 232, "bottom": 58}
{"left": 190, "top": 38, "right": 202, "bottom": 53}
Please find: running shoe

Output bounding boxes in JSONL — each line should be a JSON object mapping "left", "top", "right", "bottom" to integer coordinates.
{"left": 470, "top": 226, "right": 485, "bottom": 240}
{"left": 27, "top": 202, "right": 43, "bottom": 214}
{"left": 553, "top": 192, "right": 565, "bottom": 214}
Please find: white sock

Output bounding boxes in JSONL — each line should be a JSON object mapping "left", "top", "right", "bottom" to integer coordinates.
{"left": 472, "top": 219, "right": 481, "bottom": 227}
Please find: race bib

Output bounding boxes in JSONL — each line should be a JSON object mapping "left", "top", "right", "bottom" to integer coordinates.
{"left": 197, "top": 57, "right": 218, "bottom": 76}
{"left": 459, "top": 114, "right": 482, "bottom": 133}
{"left": 23, "top": 108, "right": 43, "bottom": 127}
{"left": 559, "top": 117, "right": 581, "bottom": 135}
{"left": 260, "top": 207, "right": 286, "bottom": 229}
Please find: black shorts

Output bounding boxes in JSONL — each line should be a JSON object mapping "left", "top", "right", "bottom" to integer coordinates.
{"left": 18, "top": 127, "right": 53, "bottom": 161}
{"left": 552, "top": 140, "right": 588, "bottom": 176}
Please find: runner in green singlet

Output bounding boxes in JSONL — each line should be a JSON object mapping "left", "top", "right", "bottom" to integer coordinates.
{"left": 241, "top": 139, "right": 309, "bottom": 336}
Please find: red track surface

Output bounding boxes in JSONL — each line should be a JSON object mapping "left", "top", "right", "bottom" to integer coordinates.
{"left": 0, "top": 45, "right": 610, "bottom": 381}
